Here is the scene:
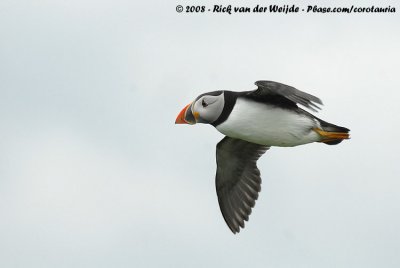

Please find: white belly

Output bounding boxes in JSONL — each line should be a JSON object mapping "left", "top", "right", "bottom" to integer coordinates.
{"left": 216, "top": 98, "right": 321, "bottom": 147}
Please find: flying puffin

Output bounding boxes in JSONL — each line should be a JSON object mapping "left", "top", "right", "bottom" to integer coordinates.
{"left": 175, "top": 80, "right": 350, "bottom": 234}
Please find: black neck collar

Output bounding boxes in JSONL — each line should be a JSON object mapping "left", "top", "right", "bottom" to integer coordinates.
{"left": 211, "top": 91, "right": 238, "bottom": 127}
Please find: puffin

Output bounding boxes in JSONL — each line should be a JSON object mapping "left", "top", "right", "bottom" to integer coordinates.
{"left": 175, "top": 80, "right": 350, "bottom": 234}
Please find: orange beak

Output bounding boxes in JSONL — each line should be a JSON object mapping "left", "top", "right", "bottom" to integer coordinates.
{"left": 175, "top": 103, "right": 191, "bottom": 124}
{"left": 175, "top": 102, "right": 198, "bottom": 124}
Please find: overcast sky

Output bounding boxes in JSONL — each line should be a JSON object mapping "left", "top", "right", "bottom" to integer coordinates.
{"left": 1, "top": 0, "right": 399, "bottom": 267}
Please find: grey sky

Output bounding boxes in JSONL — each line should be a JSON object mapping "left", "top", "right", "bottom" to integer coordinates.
{"left": 0, "top": 0, "right": 399, "bottom": 267}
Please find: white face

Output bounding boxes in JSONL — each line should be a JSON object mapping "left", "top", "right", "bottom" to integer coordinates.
{"left": 191, "top": 92, "right": 225, "bottom": 124}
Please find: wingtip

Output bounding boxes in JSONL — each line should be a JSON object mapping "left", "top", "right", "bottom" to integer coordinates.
{"left": 230, "top": 227, "right": 240, "bottom": 235}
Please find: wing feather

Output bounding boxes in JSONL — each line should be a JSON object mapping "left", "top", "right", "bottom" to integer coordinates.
{"left": 251, "top": 80, "right": 323, "bottom": 112}
{"left": 216, "top": 137, "right": 269, "bottom": 234}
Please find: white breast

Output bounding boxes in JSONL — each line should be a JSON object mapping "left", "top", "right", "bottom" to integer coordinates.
{"left": 216, "top": 98, "right": 321, "bottom": 147}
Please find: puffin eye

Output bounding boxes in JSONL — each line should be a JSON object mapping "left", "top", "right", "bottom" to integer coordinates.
{"left": 202, "top": 99, "right": 208, "bottom": 107}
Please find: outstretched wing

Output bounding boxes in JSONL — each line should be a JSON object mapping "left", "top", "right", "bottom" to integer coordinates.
{"left": 215, "top": 136, "right": 269, "bottom": 234}
{"left": 250, "top": 80, "right": 323, "bottom": 112}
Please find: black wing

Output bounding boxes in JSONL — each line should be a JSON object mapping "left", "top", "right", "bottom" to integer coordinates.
{"left": 249, "top": 80, "right": 323, "bottom": 112}
{"left": 216, "top": 137, "right": 269, "bottom": 234}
